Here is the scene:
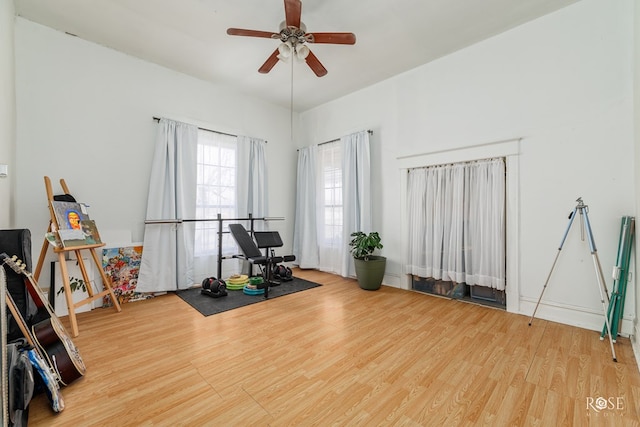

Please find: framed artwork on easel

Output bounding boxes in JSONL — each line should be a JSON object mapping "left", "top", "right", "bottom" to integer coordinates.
{"left": 51, "top": 201, "right": 89, "bottom": 247}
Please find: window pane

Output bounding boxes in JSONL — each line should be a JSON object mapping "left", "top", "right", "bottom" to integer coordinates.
{"left": 220, "top": 187, "right": 235, "bottom": 206}
{"left": 195, "top": 130, "right": 237, "bottom": 256}
{"left": 220, "top": 166, "right": 235, "bottom": 186}
{"left": 318, "top": 141, "right": 343, "bottom": 253}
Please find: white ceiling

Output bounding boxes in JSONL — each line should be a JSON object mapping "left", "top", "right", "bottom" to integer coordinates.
{"left": 15, "top": 0, "right": 579, "bottom": 112}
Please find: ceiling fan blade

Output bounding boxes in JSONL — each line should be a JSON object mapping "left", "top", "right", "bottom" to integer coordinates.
{"left": 284, "top": 0, "right": 302, "bottom": 28}
{"left": 305, "top": 50, "right": 328, "bottom": 77}
{"left": 307, "top": 32, "right": 356, "bottom": 45}
{"left": 227, "top": 28, "right": 279, "bottom": 39}
{"left": 258, "top": 49, "right": 281, "bottom": 74}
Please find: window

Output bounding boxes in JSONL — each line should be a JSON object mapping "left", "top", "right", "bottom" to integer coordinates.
{"left": 292, "top": 130, "right": 371, "bottom": 274}
{"left": 318, "top": 141, "right": 343, "bottom": 271}
{"left": 195, "top": 129, "right": 237, "bottom": 256}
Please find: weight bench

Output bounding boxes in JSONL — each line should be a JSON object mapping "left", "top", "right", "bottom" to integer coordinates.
{"left": 228, "top": 223, "right": 295, "bottom": 298}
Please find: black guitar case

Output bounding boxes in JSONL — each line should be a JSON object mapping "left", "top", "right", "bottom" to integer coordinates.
{"left": 0, "top": 229, "right": 45, "bottom": 341}
{"left": 6, "top": 338, "right": 34, "bottom": 426}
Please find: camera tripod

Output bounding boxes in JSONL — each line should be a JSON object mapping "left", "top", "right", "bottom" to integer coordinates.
{"left": 528, "top": 197, "right": 617, "bottom": 362}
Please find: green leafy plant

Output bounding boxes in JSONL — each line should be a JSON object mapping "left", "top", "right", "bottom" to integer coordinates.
{"left": 56, "top": 276, "right": 87, "bottom": 296}
{"left": 349, "top": 231, "right": 383, "bottom": 260}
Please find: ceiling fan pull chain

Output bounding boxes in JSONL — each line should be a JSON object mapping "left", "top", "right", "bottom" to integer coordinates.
{"left": 290, "top": 58, "right": 294, "bottom": 144}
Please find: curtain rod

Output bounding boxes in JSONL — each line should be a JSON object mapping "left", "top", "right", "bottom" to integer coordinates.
{"left": 318, "top": 129, "right": 373, "bottom": 146}
{"left": 296, "top": 130, "right": 374, "bottom": 151}
{"left": 152, "top": 117, "right": 267, "bottom": 142}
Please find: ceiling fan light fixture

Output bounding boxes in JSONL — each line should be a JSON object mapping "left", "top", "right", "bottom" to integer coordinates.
{"left": 277, "top": 40, "right": 293, "bottom": 61}
{"left": 295, "top": 44, "right": 310, "bottom": 61}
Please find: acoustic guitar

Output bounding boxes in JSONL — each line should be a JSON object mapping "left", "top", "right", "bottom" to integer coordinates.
{"left": 2, "top": 264, "right": 65, "bottom": 413}
{"left": 1, "top": 253, "right": 86, "bottom": 387}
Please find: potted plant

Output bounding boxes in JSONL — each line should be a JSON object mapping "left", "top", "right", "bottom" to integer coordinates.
{"left": 349, "top": 231, "right": 386, "bottom": 290}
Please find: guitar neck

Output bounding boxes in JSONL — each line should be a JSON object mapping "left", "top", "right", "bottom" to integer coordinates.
{"left": 5, "top": 291, "right": 37, "bottom": 349}
{"left": 1, "top": 253, "right": 58, "bottom": 322}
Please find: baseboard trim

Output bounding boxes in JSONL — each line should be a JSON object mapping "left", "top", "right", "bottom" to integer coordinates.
{"left": 519, "top": 297, "right": 634, "bottom": 337}
{"left": 633, "top": 324, "right": 640, "bottom": 373}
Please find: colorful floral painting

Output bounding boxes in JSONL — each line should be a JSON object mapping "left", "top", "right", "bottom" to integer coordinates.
{"left": 101, "top": 246, "right": 152, "bottom": 306}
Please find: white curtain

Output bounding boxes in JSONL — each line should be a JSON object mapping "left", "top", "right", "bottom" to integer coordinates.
{"left": 340, "top": 130, "right": 372, "bottom": 277}
{"left": 237, "top": 136, "right": 268, "bottom": 224}
{"left": 293, "top": 130, "right": 372, "bottom": 277}
{"left": 464, "top": 159, "right": 505, "bottom": 289}
{"left": 406, "top": 158, "right": 505, "bottom": 290}
{"left": 292, "top": 146, "right": 319, "bottom": 268}
{"left": 137, "top": 118, "right": 198, "bottom": 292}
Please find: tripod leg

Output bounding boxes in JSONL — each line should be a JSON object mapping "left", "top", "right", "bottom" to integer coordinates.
{"left": 583, "top": 211, "right": 617, "bottom": 362}
{"left": 529, "top": 208, "right": 578, "bottom": 326}
{"left": 528, "top": 249, "right": 561, "bottom": 326}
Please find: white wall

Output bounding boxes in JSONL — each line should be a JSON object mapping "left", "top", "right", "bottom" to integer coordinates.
{"left": 0, "top": 0, "right": 15, "bottom": 228}
{"left": 300, "top": 0, "right": 636, "bottom": 334}
{"left": 14, "top": 18, "right": 299, "bottom": 288}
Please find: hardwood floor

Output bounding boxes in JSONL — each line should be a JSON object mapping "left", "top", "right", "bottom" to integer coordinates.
{"left": 29, "top": 269, "right": 640, "bottom": 426}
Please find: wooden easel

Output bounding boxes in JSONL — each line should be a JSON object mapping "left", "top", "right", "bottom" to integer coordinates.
{"left": 34, "top": 176, "right": 121, "bottom": 337}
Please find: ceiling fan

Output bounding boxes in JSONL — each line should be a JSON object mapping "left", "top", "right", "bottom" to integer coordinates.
{"left": 226, "top": 0, "right": 356, "bottom": 77}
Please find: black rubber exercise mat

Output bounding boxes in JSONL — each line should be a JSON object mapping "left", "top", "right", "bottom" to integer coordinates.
{"left": 176, "top": 277, "right": 321, "bottom": 316}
